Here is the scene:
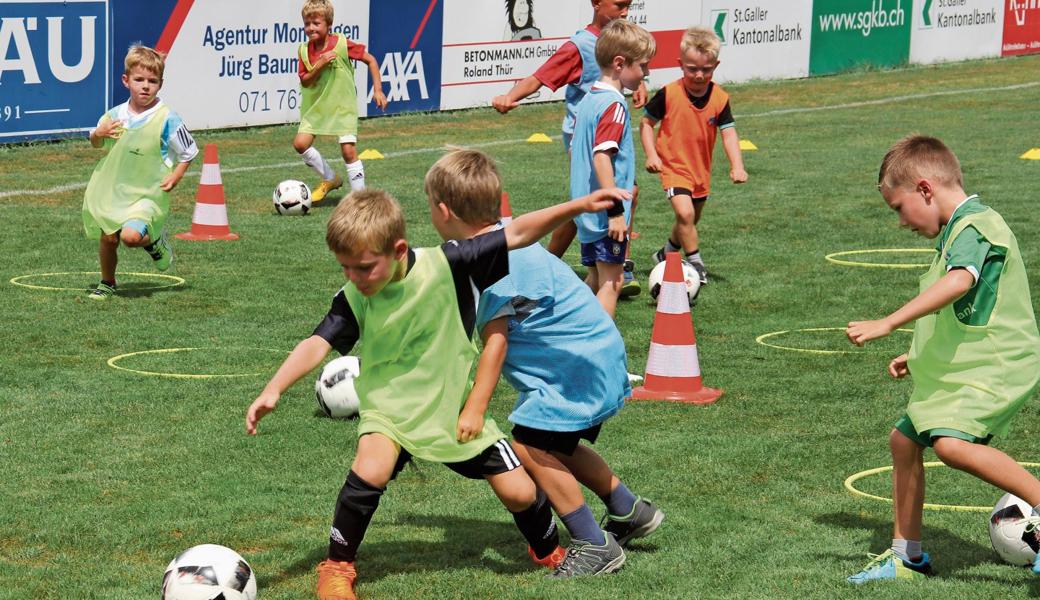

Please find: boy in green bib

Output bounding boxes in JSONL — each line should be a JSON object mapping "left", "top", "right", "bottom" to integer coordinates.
{"left": 295, "top": 0, "right": 388, "bottom": 203}
{"left": 245, "top": 153, "right": 629, "bottom": 600}
{"left": 845, "top": 135, "right": 1040, "bottom": 583}
{"left": 82, "top": 45, "right": 197, "bottom": 300}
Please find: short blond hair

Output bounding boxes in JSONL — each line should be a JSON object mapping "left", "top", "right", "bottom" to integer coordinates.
{"left": 595, "top": 19, "right": 656, "bottom": 69}
{"left": 124, "top": 45, "right": 164, "bottom": 78}
{"left": 424, "top": 149, "right": 502, "bottom": 226}
{"left": 326, "top": 189, "right": 406, "bottom": 255}
{"left": 878, "top": 135, "right": 963, "bottom": 191}
{"left": 680, "top": 26, "right": 721, "bottom": 61}
{"left": 302, "top": 0, "right": 334, "bottom": 25}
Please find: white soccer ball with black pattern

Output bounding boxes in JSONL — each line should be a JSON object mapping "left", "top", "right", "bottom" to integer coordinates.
{"left": 161, "top": 544, "right": 258, "bottom": 600}
{"left": 315, "top": 355, "right": 361, "bottom": 418}
{"left": 989, "top": 493, "right": 1040, "bottom": 566}
{"left": 272, "top": 179, "right": 311, "bottom": 215}
{"left": 648, "top": 260, "right": 701, "bottom": 305}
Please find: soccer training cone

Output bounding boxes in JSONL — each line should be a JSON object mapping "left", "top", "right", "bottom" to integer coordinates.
{"left": 176, "top": 144, "right": 239, "bottom": 241}
{"left": 631, "top": 252, "right": 722, "bottom": 404}
{"left": 500, "top": 191, "right": 513, "bottom": 224}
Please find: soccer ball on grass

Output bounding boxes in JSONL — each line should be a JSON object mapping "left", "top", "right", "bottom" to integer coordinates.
{"left": 989, "top": 492, "right": 1040, "bottom": 566}
{"left": 648, "top": 260, "right": 701, "bottom": 305}
{"left": 161, "top": 544, "right": 258, "bottom": 600}
{"left": 272, "top": 180, "right": 312, "bottom": 215}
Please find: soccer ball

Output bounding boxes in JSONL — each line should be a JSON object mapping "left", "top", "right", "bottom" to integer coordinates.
{"left": 315, "top": 355, "right": 361, "bottom": 418}
{"left": 161, "top": 544, "right": 258, "bottom": 600}
{"left": 648, "top": 260, "right": 701, "bottom": 305}
{"left": 272, "top": 180, "right": 311, "bottom": 215}
{"left": 989, "top": 492, "right": 1040, "bottom": 566}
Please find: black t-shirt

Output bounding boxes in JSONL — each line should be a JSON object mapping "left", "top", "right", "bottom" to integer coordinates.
{"left": 313, "top": 229, "right": 510, "bottom": 354}
{"left": 644, "top": 82, "right": 734, "bottom": 127}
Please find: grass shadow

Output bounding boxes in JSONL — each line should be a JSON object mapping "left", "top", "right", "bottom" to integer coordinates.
{"left": 117, "top": 281, "right": 192, "bottom": 299}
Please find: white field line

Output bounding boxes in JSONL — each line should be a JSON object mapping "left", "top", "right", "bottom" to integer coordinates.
{"left": 2, "top": 79, "right": 1037, "bottom": 200}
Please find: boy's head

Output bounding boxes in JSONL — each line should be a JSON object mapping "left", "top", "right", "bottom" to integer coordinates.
{"left": 424, "top": 149, "right": 503, "bottom": 239}
{"left": 877, "top": 135, "right": 965, "bottom": 238}
{"left": 591, "top": 0, "right": 632, "bottom": 26}
{"left": 326, "top": 189, "right": 407, "bottom": 296}
{"left": 595, "top": 19, "right": 656, "bottom": 91}
{"left": 302, "top": 0, "right": 334, "bottom": 25}
{"left": 679, "top": 26, "right": 721, "bottom": 96}
{"left": 122, "top": 46, "right": 164, "bottom": 109}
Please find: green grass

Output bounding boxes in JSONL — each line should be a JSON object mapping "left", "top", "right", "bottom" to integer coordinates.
{"left": 2, "top": 54, "right": 1040, "bottom": 598}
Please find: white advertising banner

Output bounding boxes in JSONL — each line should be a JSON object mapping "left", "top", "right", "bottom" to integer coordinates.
{"left": 910, "top": 0, "right": 1003, "bottom": 63}
{"left": 161, "top": 0, "right": 370, "bottom": 130}
{"left": 695, "top": 0, "right": 812, "bottom": 85}
{"left": 439, "top": 0, "right": 585, "bottom": 111}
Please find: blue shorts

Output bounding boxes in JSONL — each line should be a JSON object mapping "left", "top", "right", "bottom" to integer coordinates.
{"left": 580, "top": 236, "right": 627, "bottom": 267}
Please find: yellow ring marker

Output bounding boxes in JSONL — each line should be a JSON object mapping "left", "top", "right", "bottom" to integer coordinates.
{"left": 755, "top": 327, "right": 913, "bottom": 355}
{"left": 825, "top": 248, "right": 935, "bottom": 269}
{"left": 10, "top": 271, "right": 185, "bottom": 291}
{"left": 845, "top": 461, "right": 1040, "bottom": 512}
{"left": 107, "top": 347, "right": 287, "bottom": 379}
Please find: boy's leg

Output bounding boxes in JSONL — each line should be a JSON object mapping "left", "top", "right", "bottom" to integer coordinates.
{"left": 593, "top": 261, "right": 624, "bottom": 318}
{"left": 339, "top": 138, "right": 365, "bottom": 192}
{"left": 547, "top": 220, "right": 577, "bottom": 258}
{"left": 91, "top": 233, "right": 120, "bottom": 300}
{"left": 511, "top": 440, "right": 605, "bottom": 545}
{"left": 932, "top": 437, "right": 1040, "bottom": 506}
{"left": 122, "top": 221, "right": 173, "bottom": 272}
{"left": 295, "top": 133, "right": 341, "bottom": 202}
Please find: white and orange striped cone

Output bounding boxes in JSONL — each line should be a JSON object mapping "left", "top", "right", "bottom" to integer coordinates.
{"left": 631, "top": 251, "right": 721, "bottom": 404}
{"left": 500, "top": 191, "right": 513, "bottom": 224}
{"left": 176, "top": 144, "right": 239, "bottom": 241}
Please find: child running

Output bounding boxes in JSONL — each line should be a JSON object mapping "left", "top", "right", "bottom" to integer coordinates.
{"left": 82, "top": 45, "right": 197, "bottom": 300}
{"left": 846, "top": 135, "right": 1040, "bottom": 583}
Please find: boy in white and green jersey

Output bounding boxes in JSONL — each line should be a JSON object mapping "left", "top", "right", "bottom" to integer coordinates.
{"left": 82, "top": 45, "right": 197, "bottom": 301}
{"left": 294, "top": 0, "right": 388, "bottom": 203}
{"left": 845, "top": 135, "right": 1040, "bottom": 584}
{"left": 245, "top": 153, "right": 628, "bottom": 599}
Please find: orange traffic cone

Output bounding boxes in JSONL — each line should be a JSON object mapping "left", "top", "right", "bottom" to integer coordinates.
{"left": 500, "top": 191, "right": 513, "bottom": 224}
{"left": 631, "top": 251, "right": 721, "bottom": 404}
{"left": 176, "top": 144, "right": 239, "bottom": 241}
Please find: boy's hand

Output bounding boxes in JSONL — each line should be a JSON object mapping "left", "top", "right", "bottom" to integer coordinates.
{"left": 96, "top": 119, "right": 125, "bottom": 140}
{"left": 581, "top": 187, "right": 632, "bottom": 214}
{"left": 730, "top": 168, "right": 748, "bottom": 183}
{"left": 491, "top": 95, "right": 519, "bottom": 114}
{"left": 645, "top": 156, "right": 663, "bottom": 173}
{"left": 456, "top": 407, "right": 485, "bottom": 443}
{"left": 632, "top": 83, "right": 648, "bottom": 109}
{"left": 846, "top": 319, "right": 894, "bottom": 346}
{"left": 888, "top": 353, "right": 910, "bottom": 379}
{"left": 607, "top": 214, "right": 626, "bottom": 242}
{"left": 372, "top": 89, "right": 388, "bottom": 110}
{"left": 159, "top": 173, "right": 181, "bottom": 192}
{"left": 246, "top": 390, "right": 280, "bottom": 435}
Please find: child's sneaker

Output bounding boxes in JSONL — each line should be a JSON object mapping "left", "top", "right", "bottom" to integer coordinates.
{"left": 620, "top": 261, "right": 641, "bottom": 297}
{"left": 316, "top": 559, "right": 357, "bottom": 600}
{"left": 146, "top": 231, "right": 173, "bottom": 272}
{"left": 846, "top": 549, "right": 932, "bottom": 584}
{"left": 602, "top": 497, "right": 664, "bottom": 547}
{"left": 651, "top": 246, "right": 666, "bottom": 265}
{"left": 690, "top": 261, "right": 708, "bottom": 285}
{"left": 88, "top": 281, "right": 117, "bottom": 301}
{"left": 312, "top": 174, "right": 343, "bottom": 203}
{"left": 529, "top": 545, "right": 566, "bottom": 570}
{"left": 548, "top": 535, "right": 625, "bottom": 578}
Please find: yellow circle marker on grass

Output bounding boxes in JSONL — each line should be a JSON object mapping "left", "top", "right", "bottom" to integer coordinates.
{"left": 10, "top": 271, "right": 185, "bottom": 291}
{"left": 107, "top": 347, "right": 287, "bottom": 379}
{"left": 825, "top": 248, "right": 935, "bottom": 269}
{"left": 755, "top": 327, "right": 912, "bottom": 355}
{"left": 845, "top": 462, "right": 1040, "bottom": 512}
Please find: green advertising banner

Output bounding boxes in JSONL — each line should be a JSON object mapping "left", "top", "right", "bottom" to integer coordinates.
{"left": 810, "top": 0, "right": 912, "bottom": 75}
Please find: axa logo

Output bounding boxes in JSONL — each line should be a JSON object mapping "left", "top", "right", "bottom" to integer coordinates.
{"left": 711, "top": 10, "right": 729, "bottom": 44}
{"left": 0, "top": 16, "right": 98, "bottom": 84}
{"left": 1010, "top": 0, "right": 1039, "bottom": 26}
{"left": 378, "top": 50, "right": 429, "bottom": 103}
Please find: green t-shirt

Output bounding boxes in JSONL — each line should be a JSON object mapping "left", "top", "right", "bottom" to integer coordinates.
{"left": 936, "top": 195, "right": 1005, "bottom": 326}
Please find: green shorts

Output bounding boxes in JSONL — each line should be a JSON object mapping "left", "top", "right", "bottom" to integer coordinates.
{"left": 894, "top": 413, "right": 993, "bottom": 448}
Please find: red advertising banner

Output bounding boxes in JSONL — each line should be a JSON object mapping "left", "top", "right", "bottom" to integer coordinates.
{"left": 1002, "top": 0, "right": 1040, "bottom": 55}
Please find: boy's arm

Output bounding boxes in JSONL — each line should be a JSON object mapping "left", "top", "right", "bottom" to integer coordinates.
{"left": 299, "top": 50, "right": 335, "bottom": 87}
{"left": 160, "top": 160, "right": 192, "bottom": 192}
{"left": 720, "top": 127, "right": 748, "bottom": 183}
{"left": 503, "top": 187, "right": 630, "bottom": 250}
{"left": 361, "top": 52, "right": 388, "bottom": 110}
{"left": 593, "top": 151, "right": 627, "bottom": 242}
{"left": 457, "top": 317, "right": 509, "bottom": 443}
{"left": 246, "top": 335, "right": 332, "bottom": 435}
{"left": 492, "top": 76, "right": 543, "bottom": 114}
{"left": 640, "top": 116, "right": 662, "bottom": 173}
{"left": 632, "top": 79, "right": 648, "bottom": 109}
{"left": 90, "top": 117, "right": 123, "bottom": 148}
{"left": 846, "top": 269, "right": 975, "bottom": 346}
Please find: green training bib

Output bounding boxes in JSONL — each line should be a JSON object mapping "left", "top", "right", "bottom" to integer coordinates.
{"left": 298, "top": 34, "right": 359, "bottom": 136}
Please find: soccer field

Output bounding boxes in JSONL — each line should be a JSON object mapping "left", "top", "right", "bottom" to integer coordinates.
{"left": 2, "top": 54, "right": 1039, "bottom": 599}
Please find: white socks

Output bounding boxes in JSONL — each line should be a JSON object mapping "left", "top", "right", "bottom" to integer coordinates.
{"left": 301, "top": 147, "right": 336, "bottom": 181}
{"left": 892, "top": 538, "right": 922, "bottom": 562}
{"left": 346, "top": 160, "right": 365, "bottom": 191}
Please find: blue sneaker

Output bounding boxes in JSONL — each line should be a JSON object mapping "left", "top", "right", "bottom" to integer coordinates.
{"left": 1027, "top": 519, "right": 1040, "bottom": 574}
{"left": 847, "top": 549, "right": 932, "bottom": 584}
{"left": 620, "top": 261, "right": 641, "bottom": 297}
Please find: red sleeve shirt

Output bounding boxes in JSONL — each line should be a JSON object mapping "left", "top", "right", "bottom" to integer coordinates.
{"left": 593, "top": 100, "right": 626, "bottom": 154}
{"left": 298, "top": 34, "right": 368, "bottom": 79}
{"left": 532, "top": 24, "right": 599, "bottom": 91}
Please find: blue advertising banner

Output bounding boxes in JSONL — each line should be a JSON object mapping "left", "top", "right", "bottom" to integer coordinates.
{"left": 368, "top": 0, "right": 442, "bottom": 115}
{"left": 0, "top": 0, "right": 110, "bottom": 141}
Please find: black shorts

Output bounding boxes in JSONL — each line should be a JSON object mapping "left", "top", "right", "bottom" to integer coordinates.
{"left": 666, "top": 187, "right": 708, "bottom": 202}
{"left": 392, "top": 439, "right": 522, "bottom": 480}
{"left": 512, "top": 424, "right": 602, "bottom": 456}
